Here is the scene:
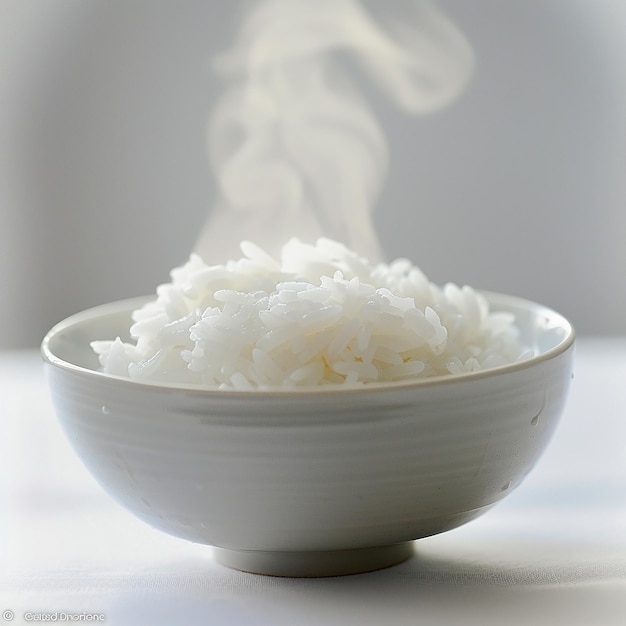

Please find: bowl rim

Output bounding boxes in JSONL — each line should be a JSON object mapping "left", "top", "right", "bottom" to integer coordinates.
{"left": 41, "top": 291, "right": 575, "bottom": 397}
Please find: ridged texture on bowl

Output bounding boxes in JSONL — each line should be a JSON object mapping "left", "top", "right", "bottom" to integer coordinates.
{"left": 43, "top": 292, "right": 574, "bottom": 553}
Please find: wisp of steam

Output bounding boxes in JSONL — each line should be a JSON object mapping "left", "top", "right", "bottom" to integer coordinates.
{"left": 194, "top": 0, "right": 473, "bottom": 263}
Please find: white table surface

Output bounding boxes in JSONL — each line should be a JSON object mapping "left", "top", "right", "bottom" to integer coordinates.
{"left": 1, "top": 338, "right": 625, "bottom": 625}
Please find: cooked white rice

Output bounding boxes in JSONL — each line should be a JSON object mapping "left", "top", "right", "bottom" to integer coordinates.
{"left": 91, "top": 238, "right": 530, "bottom": 389}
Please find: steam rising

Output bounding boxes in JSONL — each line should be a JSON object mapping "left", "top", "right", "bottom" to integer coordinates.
{"left": 194, "top": 0, "right": 473, "bottom": 263}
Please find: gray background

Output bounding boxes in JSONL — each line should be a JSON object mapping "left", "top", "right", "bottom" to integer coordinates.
{"left": 1, "top": 0, "right": 625, "bottom": 349}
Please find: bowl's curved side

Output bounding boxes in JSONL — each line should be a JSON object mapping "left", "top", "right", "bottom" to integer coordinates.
{"left": 44, "top": 335, "right": 574, "bottom": 553}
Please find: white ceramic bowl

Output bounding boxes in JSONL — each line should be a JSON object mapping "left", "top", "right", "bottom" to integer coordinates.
{"left": 42, "top": 292, "right": 574, "bottom": 577}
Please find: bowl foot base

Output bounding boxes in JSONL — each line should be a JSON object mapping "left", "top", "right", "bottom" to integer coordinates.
{"left": 213, "top": 542, "right": 415, "bottom": 577}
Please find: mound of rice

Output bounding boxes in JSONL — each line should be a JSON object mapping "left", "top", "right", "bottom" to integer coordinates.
{"left": 91, "top": 238, "right": 530, "bottom": 389}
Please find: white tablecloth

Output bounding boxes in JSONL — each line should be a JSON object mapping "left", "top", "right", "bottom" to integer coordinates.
{"left": 2, "top": 338, "right": 625, "bottom": 625}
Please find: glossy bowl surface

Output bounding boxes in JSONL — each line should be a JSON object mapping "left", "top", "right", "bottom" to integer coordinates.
{"left": 42, "top": 292, "right": 574, "bottom": 576}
